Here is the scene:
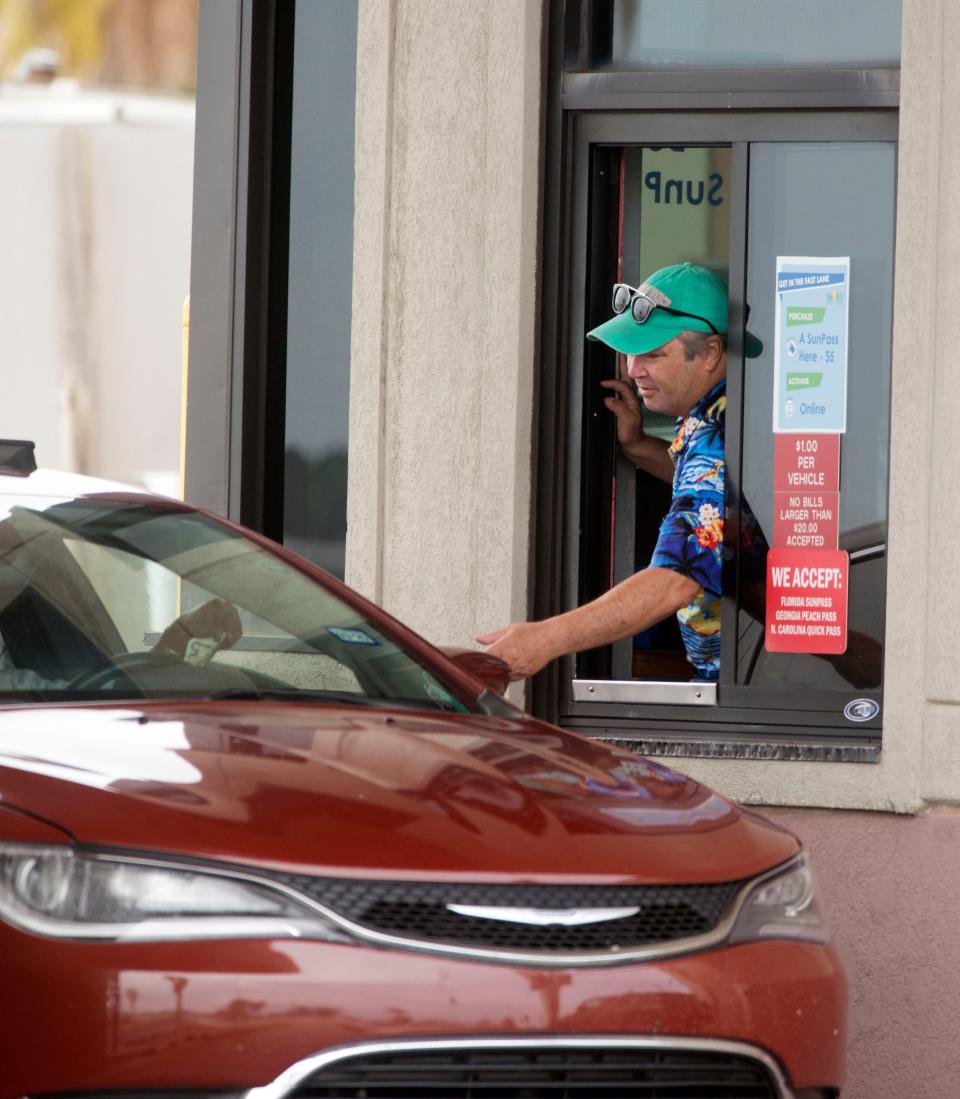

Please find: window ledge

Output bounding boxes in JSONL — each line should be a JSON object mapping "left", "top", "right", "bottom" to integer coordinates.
{"left": 600, "top": 733, "right": 879, "bottom": 764}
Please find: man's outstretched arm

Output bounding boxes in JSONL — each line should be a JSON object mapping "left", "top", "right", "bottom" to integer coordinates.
{"left": 477, "top": 567, "right": 699, "bottom": 682}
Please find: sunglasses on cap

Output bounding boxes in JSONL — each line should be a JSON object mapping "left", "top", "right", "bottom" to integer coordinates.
{"left": 611, "top": 282, "right": 719, "bottom": 335}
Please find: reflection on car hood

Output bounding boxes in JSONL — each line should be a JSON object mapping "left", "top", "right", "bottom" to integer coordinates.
{"left": 0, "top": 702, "right": 797, "bottom": 883}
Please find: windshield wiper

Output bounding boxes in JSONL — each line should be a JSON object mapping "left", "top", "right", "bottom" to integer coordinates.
{"left": 202, "top": 688, "right": 436, "bottom": 710}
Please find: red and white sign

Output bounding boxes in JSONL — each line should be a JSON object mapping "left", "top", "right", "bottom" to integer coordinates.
{"left": 773, "top": 490, "right": 839, "bottom": 550}
{"left": 773, "top": 434, "right": 840, "bottom": 495}
{"left": 765, "top": 548, "right": 849, "bottom": 654}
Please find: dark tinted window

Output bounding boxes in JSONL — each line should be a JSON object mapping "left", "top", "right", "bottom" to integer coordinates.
{"left": 282, "top": 0, "right": 358, "bottom": 578}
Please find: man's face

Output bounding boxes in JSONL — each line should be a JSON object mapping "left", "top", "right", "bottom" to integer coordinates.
{"left": 625, "top": 335, "right": 725, "bottom": 416}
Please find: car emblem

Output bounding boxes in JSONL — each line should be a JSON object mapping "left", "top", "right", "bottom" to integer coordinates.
{"left": 843, "top": 698, "right": 880, "bottom": 722}
{"left": 445, "top": 905, "right": 640, "bottom": 927}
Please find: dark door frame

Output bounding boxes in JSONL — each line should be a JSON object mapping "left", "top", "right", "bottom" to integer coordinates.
{"left": 185, "top": 0, "right": 295, "bottom": 539}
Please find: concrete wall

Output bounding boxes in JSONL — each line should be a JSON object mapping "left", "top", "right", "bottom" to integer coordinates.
{"left": 346, "top": 0, "right": 543, "bottom": 648}
{"left": 85, "top": 124, "right": 194, "bottom": 489}
{"left": 768, "top": 807, "right": 960, "bottom": 1099}
{"left": 0, "top": 94, "right": 194, "bottom": 492}
{"left": 0, "top": 129, "right": 65, "bottom": 470}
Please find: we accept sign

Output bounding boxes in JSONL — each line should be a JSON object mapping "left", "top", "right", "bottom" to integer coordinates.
{"left": 765, "top": 548, "right": 848, "bottom": 653}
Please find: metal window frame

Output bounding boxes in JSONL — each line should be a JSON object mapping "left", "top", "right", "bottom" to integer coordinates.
{"left": 532, "top": 1, "right": 897, "bottom": 761}
{"left": 562, "top": 68, "right": 900, "bottom": 112}
{"left": 185, "top": 0, "right": 295, "bottom": 540}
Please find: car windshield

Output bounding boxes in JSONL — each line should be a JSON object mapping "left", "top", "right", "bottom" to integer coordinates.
{"left": 0, "top": 494, "right": 471, "bottom": 712}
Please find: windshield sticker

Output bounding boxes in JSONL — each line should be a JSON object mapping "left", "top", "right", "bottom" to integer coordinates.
{"left": 326, "top": 626, "right": 381, "bottom": 646}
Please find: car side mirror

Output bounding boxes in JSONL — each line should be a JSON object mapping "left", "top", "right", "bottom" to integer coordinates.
{"left": 440, "top": 647, "right": 511, "bottom": 696}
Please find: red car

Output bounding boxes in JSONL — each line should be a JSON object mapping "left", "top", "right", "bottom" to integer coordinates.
{"left": 0, "top": 443, "right": 844, "bottom": 1098}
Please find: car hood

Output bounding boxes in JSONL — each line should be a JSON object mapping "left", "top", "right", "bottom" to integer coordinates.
{"left": 0, "top": 702, "right": 797, "bottom": 884}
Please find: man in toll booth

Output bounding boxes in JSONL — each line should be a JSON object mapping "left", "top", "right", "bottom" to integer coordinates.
{"left": 478, "top": 262, "right": 762, "bottom": 683}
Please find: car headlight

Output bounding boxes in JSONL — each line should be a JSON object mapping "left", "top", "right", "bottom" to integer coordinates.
{"left": 0, "top": 845, "right": 353, "bottom": 943}
{"left": 728, "top": 854, "right": 831, "bottom": 946}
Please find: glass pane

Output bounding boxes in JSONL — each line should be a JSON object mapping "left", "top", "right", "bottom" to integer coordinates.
{"left": 610, "top": 1, "right": 902, "bottom": 70}
{"left": 622, "top": 146, "right": 731, "bottom": 442}
{"left": 283, "top": 0, "right": 358, "bottom": 578}
{"left": 738, "top": 142, "right": 894, "bottom": 691}
{"left": 578, "top": 145, "right": 731, "bottom": 682}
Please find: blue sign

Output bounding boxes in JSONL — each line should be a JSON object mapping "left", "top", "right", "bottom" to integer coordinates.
{"left": 773, "top": 256, "right": 850, "bottom": 434}
{"left": 326, "top": 626, "right": 380, "bottom": 646}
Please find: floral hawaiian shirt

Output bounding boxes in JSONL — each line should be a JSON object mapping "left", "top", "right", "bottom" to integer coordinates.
{"left": 648, "top": 379, "right": 726, "bottom": 680}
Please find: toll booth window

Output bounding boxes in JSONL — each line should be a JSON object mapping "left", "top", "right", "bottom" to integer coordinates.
{"left": 572, "top": 138, "right": 893, "bottom": 737}
{"left": 607, "top": 1, "right": 901, "bottom": 70}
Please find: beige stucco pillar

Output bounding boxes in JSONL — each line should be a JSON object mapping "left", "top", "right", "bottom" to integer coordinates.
{"left": 915, "top": 0, "right": 960, "bottom": 804}
{"left": 347, "top": 0, "right": 544, "bottom": 651}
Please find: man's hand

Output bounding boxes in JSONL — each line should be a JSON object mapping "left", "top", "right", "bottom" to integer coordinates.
{"left": 475, "top": 621, "right": 561, "bottom": 682}
{"left": 477, "top": 568, "right": 699, "bottom": 684}
{"left": 600, "top": 369, "right": 673, "bottom": 484}
{"left": 153, "top": 598, "right": 243, "bottom": 661}
{"left": 600, "top": 376, "right": 647, "bottom": 461}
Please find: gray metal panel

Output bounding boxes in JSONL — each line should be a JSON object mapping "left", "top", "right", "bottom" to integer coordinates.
{"left": 184, "top": 1, "right": 243, "bottom": 518}
{"left": 572, "top": 679, "right": 716, "bottom": 705}
{"left": 578, "top": 110, "right": 898, "bottom": 145}
{"left": 563, "top": 67, "right": 900, "bottom": 110}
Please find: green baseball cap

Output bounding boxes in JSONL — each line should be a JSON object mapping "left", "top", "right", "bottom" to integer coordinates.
{"left": 586, "top": 262, "right": 763, "bottom": 358}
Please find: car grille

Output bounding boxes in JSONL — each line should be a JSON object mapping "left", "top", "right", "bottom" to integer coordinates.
{"left": 284, "top": 1046, "right": 781, "bottom": 1098}
{"left": 267, "top": 875, "right": 743, "bottom": 954}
